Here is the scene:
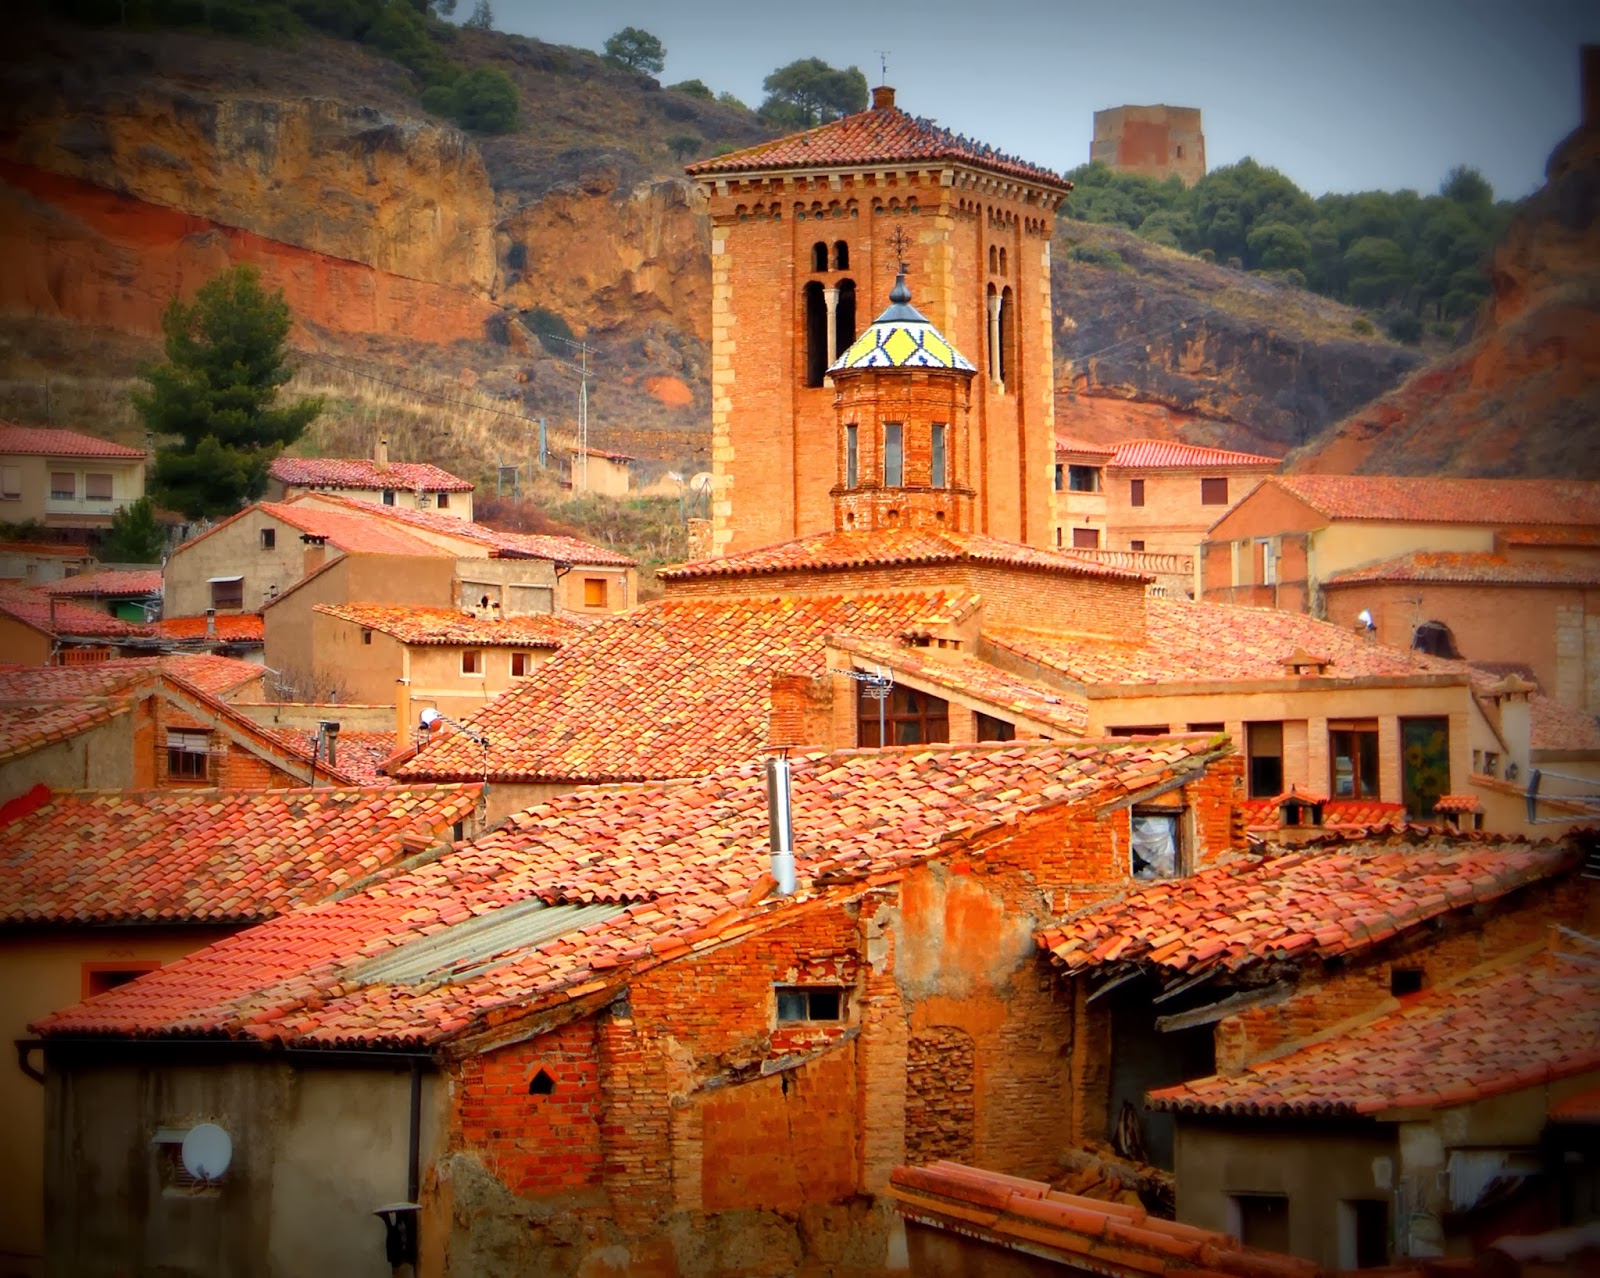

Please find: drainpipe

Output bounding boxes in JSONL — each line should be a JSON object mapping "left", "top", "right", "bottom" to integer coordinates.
{"left": 765, "top": 754, "right": 797, "bottom": 896}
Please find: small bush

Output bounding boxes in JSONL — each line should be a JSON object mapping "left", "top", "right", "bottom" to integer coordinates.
{"left": 1280, "top": 267, "right": 1306, "bottom": 288}
{"left": 670, "top": 79, "right": 714, "bottom": 99}
{"left": 522, "top": 306, "right": 574, "bottom": 353}
{"left": 1197, "top": 248, "right": 1216, "bottom": 264}
{"left": 1385, "top": 311, "right": 1423, "bottom": 344}
{"left": 1430, "top": 320, "right": 1457, "bottom": 340}
{"left": 1070, "top": 244, "right": 1123, "bottom": 268}
{"left": 1351, "top": 317, "right": 1376, "bottom": 336}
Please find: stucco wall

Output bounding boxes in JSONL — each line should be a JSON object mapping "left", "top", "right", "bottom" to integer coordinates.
{"left": 0, "top": 616, "right": 51, "bottom": 665}
{"left": 0, "top": 454, "right": 144, "bottom": 528}
{"left": 166, "top": 508, "right": 336, "bottom": 618}
{"left": 275, "top": 482, "right": 473, "bottom": 521}
{"left": 1104, "top": 467, "right": 1273, "bottom": 559}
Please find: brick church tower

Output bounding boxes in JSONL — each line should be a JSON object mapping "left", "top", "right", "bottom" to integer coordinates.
{"left": 688, "top": 88, "right": 1073, "bottom": 557}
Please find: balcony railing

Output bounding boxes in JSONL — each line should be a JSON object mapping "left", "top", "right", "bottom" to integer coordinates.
{"left": 45, "top": 495, "right": 134, "bottom": 518}
{"left": 1064, "top": 548, "right": 1194, "bottom": 576}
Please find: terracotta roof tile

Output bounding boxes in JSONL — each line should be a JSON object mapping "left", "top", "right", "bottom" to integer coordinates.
{"left": 314, "top": 604, "right": 580, "bottom": 648}
{"left": 151, "top": 613, "right": 265, "bottom": 642}
{"left": 0, "top": 784, "right": 479, "bottom": 927}
{"left": 1324, "top": 551, "right": 1600, "bottom": 588}
{"left": 1529, "top": 694, "right": 1600, "bottom": 753}
{"left": 1148, "top": 944, "right": 1600, "bottom": 1116}
{"left": 1054, "top": 436, "right": 1118, "bottom": 460}
{"left": 1270, "top": 475, "right": 1600, "bottom": 526}
{"left": 658, "top": 528, "right": 1148, "bottom": 584}
{"left": 1234, "top": 797, "right": 1405, "bottom": 832}
{"left": 1106, "top": 439, "right": 1281, "bottom": 470}
{"left": 257, "top": 502, "right": 445, "bottom": 557}
{"left": 686, "top": 102, "right": 1071, "bottom": 190}
{"left": 270, "top": 456, "right": 474, "bottom": 492}
{"left": 39, "top": 569, "right": 162, "bottom": 597}
{"left": 0, "top": 423, "right": 144, "bottom": 459}
{"left": 0, "top": 583, "right": 148, "bottom": 639}
{"left": 1038, "top": 834, "right": 1578, "bottom": 981}
{"left": 262, "top": 730, "right": 399, "bottom": 785}
{"left": 0, "top": 655, "right": 257, "bottom": 704}
{"left": 35, "top": 738, "right": 1220, "bottom": 1047}
{"left": 394, "top": 590, "right": 980, "bottom": 783}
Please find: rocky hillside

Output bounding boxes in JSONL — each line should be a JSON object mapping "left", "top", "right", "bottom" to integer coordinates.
{"left": 1289, "top": 117, "right": 1600, "bottom": 478}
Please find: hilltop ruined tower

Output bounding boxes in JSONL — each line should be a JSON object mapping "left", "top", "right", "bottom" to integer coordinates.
{"left": 1091, "top": 105, "right": 1206, "bottom": 188}
{"left": 687, "top": 87, "right": 1072, "bottom": 556}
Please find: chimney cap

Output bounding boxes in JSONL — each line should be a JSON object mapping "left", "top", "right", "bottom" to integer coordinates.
{"left": 872, "top": 84, "right": 896, "bottom": 111}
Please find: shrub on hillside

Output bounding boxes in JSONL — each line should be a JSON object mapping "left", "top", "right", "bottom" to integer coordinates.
{"left": 422, "top": 65, "right": 519, "bottom": 132}
{"left": 1384, "top": 311, "right": 1424, "bottom": 344}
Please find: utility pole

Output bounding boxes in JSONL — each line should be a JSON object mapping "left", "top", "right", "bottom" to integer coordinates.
{"left": 545, "top": 336, "right": 596, "bottom": 494}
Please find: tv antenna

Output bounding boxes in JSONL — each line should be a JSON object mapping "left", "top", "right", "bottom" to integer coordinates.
{"left": 832, "top": 666, "right": 894, "bottom": 746}
{"left": 545, "top": 333, "right": 598, "bottom": 493}
{"left": 876, "top": 50, "right": 891, "bottom": 85}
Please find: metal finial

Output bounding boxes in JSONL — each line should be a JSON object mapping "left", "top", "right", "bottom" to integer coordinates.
{"left": 885, "top": 224, "right": 912, "bottom": 277}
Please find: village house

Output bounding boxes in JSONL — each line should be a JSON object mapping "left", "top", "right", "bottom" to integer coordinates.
{"left": 0, "top": 541, "right": 98, "bottom": 585}
{"left": 0, "top": 581, "right": 153, "bottom": 664}
{"left": 1199, "top": 476, "right": 1600, "bottom": 712}
{"left": 267, "top": 436, "right": 475, "bottom": 520}
{"left": 1, "top": 780, "right": 482, "bottom": 1277}
{"left": 39, "top": 567, "right": 163, "bottom": 623}
{"left": 569, "top": 446, "right": 634, "bottom": 498}
{"left": 0, "top": 423, "right": 146, "bottom": 544}
{"left": 33, "top": 735, "right": 1243, "bottom": 1277}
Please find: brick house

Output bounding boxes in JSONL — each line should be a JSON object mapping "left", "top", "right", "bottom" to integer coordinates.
{"left": 1, "top": 781, "right": 481, "bottom": 1277}
{"left": 34, "top": 736, "right": 1242, "bottom": 1277}
{"left": 267, "top": 435, "right": 475, "bottom": 520}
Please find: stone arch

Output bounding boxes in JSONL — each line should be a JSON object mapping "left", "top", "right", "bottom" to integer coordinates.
{"left": 803, "top": 281, "right": 828, "bottom": 387}
{"left": 833, "top": 240, "right": 850, "bottom": 270}
{"left": 811, "top": 241, "right": 829, "bottom": 272}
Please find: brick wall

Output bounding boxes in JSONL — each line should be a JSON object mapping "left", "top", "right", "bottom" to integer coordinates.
{"left": 905, "top": 1026, "right": 976, "bottom": 1163}
{"left": 151, "top": 697, "right": 298, "bottom": 789}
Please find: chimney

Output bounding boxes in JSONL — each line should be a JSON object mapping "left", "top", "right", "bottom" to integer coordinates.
{"left": 375, "top": 435, "right": 390, "bottom": 467}
{"left": 302, "top": 533, "right": 328, "bottom": 576}
{"left": 205, "top": 607, "right": 216, "bottom": 638}
{"left": 767, "top": 672, "right": 831, "bottom": 750}
{"left": 318, "top": 719, "right": 341, "bottom": 770}
{"left": 1491, "top": 673, "right": 1535, "bottom": 777}
{"left": 765, "top": 755, "right": 797, "bottom": 897}
{"left": 395, "top": 679, "right": 412, "bottom": 750}
{"left": 872, "top": 84, "right": 896, "bottom": 112}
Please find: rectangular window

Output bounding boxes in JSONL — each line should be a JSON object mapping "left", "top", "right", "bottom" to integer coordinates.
{"left": 83, "top": 962, "right": 159, "bottom": 999}
{"left": 85, "top": 473, "right": 113, "bottom": 500}
{"left": 382, "top": 489, "right": 396, "bottom": 506}
{"left": 1234, "top": 1195, "right": 1290, "bottom": 1253}
{"left": 50, "top": 471, "right": 75, "bottom": 500}
{"left": 510, "top": 651, "right": 532, "bottom": 677}
{"left": 883, "top": 422, "right": 903, "bottom": 487}
{"left": 260, "top": 528, "right": 276, "bottom": 550}
{"left": 775, "top": 986, "right": 845, "bottom": 1023}
{"left": 0, "top": 465, "right": 20, "bottom": 499}
{"left": 1130, "top": 478, "right": 1145, "bottom": 507}
{"left": 1130, "top": 539, "right": 1145, "bottom": 551}
{"left": 1109, "top": 725, "right": 1167, "bottom": 737}
{"left": 857, "top": 682, "right": 949, "bottom": 748}
{"left": 361, "top": 629, "right": 373, "bottom": 646}
{"left": 1256, "top": 538, "right": 1277, "bottom": 585}
{"left": 165, "top": 729, "right": 210, "bottom": 782}
{"left": 975, "top": 712, "right": 1016, "bottom": 742}
{"left": 846, "top": 424, "right": 858, "bottom": 488}
{"left": 1131, "top": 810, "right": 1181, "bottom": 880}
{"left": 930, "top": 424, "right": 947, "bottom": 489}
{"left": 1053, "top": 463, "right": 1064, "bottom": 492}
{"left": 437, "top": 492, "right": 450, "bottom": 510}
{"left": 583, "top": 577, "right": 607, "bottom": 608}
{"left": 1068, "top": 465, "right": 1102, "bottom": 492}
{"left": 209, "top": 578, "right": 244, "bottom": 609}
{"left": 461, "top": 649, "right": 483, "bottom": 675}
{"left": 1246, "top": 721, "right": 1284, "bottom": 798}
{"left": 1201, "top": 476, "right": 1229, "bottom": 505}
{"left": 1072, "top": 527, "right": 1100, "bottom": 549}
{"left": 1330, "top": 720, "right": 1380, "bottom": 799}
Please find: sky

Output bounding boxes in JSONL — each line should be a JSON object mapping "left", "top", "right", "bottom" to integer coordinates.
{"left": 471, "top": 0, "right": 1598, "bottom": 200}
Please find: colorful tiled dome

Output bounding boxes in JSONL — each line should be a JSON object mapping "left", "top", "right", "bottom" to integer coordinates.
{"left": 829, "top": 276, "right": 976, "bottom": 373}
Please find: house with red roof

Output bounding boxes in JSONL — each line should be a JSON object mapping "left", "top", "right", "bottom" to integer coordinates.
{"left": 267, "top": 434, "right": 475, "bottom": 520}
{"left": 0, "top": 581, "right": 153, "bottom": 665}
{"left": 0, "top": 422, "right": 146, "bottom": 541}
{"left": 0, "top": 780, "right": 481, "bottom": 1275}
{"left": 31, "top": 736, "right": 1243, "bottom": 1277}
{"left": 38, "top": 567, "right": 163, "bottom": 622}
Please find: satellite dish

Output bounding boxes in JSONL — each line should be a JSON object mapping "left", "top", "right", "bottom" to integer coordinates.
{"left": 689, "top": 471, "right": 713, "bottom": 494}
{"left": 419, "top": 707, "right": 442, "bottom": 730}
{"left": 1357, "top": 609, "right": 1375, "bottom": 629}
{"left": 181, "top": 1123, "right": 233, "bottom": 1181}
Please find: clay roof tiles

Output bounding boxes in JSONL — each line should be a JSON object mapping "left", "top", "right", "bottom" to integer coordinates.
{"left": 257, "top": 501, "right": 445, "bottom": 556}
{"left": 263, "top": 730, "right": 399, "bottom": 785}
{"left": 1324, "top": 551, "right": 1600, "bottom": 588}
{"left": 0, "top": 783, "right": 480, "bottom": 927}
{"left": 1269, "top": 475, "right": 1600, "bottom": 526}
{"left": 1054, "top": 435, "right": 1118, "bottom": 460}
{"left": 0, "top": 583, "right": 149, "bottom": 639}
{"left": 686, "top": 102, "right": 1071, "bottom": 190}
{"left": 39, "top": 569, "right": 163, "bottom": 597}
{"left": 1107, "top": 439, "right": 1282, "bottom": 470}
{"left": 0, "top": 423, "right": 145, "bottom": 459}
{"left": 269, "top": 456, "right": 474, "bottom": 492}
{"left": 151, "top": 613, "right": 265, "bottom": 642}
{"left": 34, "top": 737, "right": 1222, "bottom": 1048}
{"left": 1147, "top": 943, "right": 1600, "bottom": 1117}
{"left": 395, "top": 590, "right": 980, "bottom": 784}
{"left": 313, "top": 603, "right": 581, "bottom": 648}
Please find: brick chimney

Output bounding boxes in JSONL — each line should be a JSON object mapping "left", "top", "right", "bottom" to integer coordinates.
{"left": 767, "top": 672, "right": 832, "bottom": 750}
{"left": 375, "top": 434, "right": 390, "bottom": 466}
{"left": 872, "top": 85, "right": 896, "bottom": 111}
{"left": 301, "top": 533, "right": 329, "bottom": 575}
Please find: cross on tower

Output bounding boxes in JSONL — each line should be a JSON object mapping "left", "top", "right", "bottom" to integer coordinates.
{"left": 885, "top": 225, "right": 912, "bottom": 276}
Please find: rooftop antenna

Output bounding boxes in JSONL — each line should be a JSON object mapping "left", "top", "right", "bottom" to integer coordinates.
{"left": 545, "top": 334, "right": 597, "bottom": 494}
{"left": 832, "top": 666, "right": 894, "bottom": 746}
{"left": 418, "top": 706, "right": 492, "bottom": 822}
{"left": 876, "top": 49, "right": 890, "bottom": 85}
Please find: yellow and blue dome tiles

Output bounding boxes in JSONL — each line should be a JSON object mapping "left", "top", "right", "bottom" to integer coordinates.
{"left": 829, "top": 275, "right": 977, "bottom": 374}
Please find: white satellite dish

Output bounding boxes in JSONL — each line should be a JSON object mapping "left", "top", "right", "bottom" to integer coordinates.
{"left": 1357, "top": 608, "right": 1375, "bottom": 629}
{"left": 689, "top": 471, "right": 713, "bottom": 494}
{"left": 181, "top": 1123, "right": 233, "bottom": 1181}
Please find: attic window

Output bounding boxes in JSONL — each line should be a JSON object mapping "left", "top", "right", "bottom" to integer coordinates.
{"left": 1131, "top": 810, "right": 1182, "bottom": 880}
{"left": 775, "top": 986, "right": 844, "bottom": 1023}
{"left": 260, "top": 528, "right": 276, "bottom": 550}
{"left": 1390, "top": 968, "right": 1425, "bottom": 997}
{"left": 362, "top": 629, "right": 373, "bottom": 645}
{"left": 528, "top": 1069, "right": 556, "bottom": 1096}
{"left": 166, "top": 729, "right": 212, "bottom": 782}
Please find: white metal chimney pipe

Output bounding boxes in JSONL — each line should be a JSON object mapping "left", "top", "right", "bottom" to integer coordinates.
{"left": 765, "top": 755, "right": 797, "bottom": 896}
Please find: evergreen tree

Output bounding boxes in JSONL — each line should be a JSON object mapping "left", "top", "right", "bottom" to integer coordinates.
{"left": 759, "top": 58, "right": 867, "bottom": 126}
{"left": 603, "top": 26, "right": 665, "bottom": 74}
{"left": 135, "top": 265, "right": 322, "bottom": 520}
{"left": 100, "top": 496, "right": 166, "bottom": 564}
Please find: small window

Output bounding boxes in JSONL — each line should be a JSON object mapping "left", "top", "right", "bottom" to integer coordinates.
{"left": 528, "top": 1069, "right": 556, "bottom": 1096}
{"left": 775, "top": 986, "right": 844, "bottom": 1023}
{"left": 975, "top": 712, "right": 1015, "bottom": 742}
{"left": 437, "top": 492, "right": 450, "bottom": 510}
{"left": 1110, "top": 725, "right": 1167, "bottom": 737}
{"left": 833, "top": 241, "right": 849, "bottom": 270}
{"left": 510, "top": 651, "right": 532, "bottom": 677}
{"left": 362, "top": 629, "right": 373, "bottom": 645}
{"left": 153, "top": 1127, "right": 228, "bottom": 1194}
{"left": 1131, "top": 811, "right": 1181, "bottom": 880}
{"left": 583, "top": 578, "right": 607, "bottom": 608}
{"left": 883, "top": 422, "right": 903, "bottom": 487}
{"left": 210, "top": 578, "right": 244, "bottom": 609}
{"left": 1175, "top": 144, "right": 1184, "bottom": 160}
{"left": 83, "top": 961, "right": 159, "bottom": 999}
{"left": 988, "top": 244, "right": 998, "bottom": 274}
{"left": 1054, "top": 463, "right": 1064, "bottom": 492}
{"left": 1246, "top": 721, "right": 1284, "bottom": 799}
{"left": 166, "top": 729, "right": 211, "bottom": 782}
{"left": 1201, "top": 476, "right": 1229, "bottom": 505}
{"left": 260, "top": 528, "right": 276, "bottom": 550}
{"left": 1330, "top": 721, "right": 1379, "bottom": 799}
{"left": 1056, "top": 529, "right": 1063, "bottom": 547}
{"left": 1484, "top": 751, "right": 1500, "bottom": 779}
{"left": 85, "top": 473, "right": 114, "bottom": 500}
{"left": 1068, "top": 465, "right": 1102, "bottom": 492}
{"left": 999, "top": 247, "right": 1008, "bottom": 276}
{"left": 50, "top": 471, "right": 75, "bottom": 500}
{"left": 382, "top": 489, "right": 396, "bottom": 506}
{"left": 1234, "top": 1195, "right": 1290, "bottom": 1253}
{"left": 0, "top": 465, "right": 20, "bottom": 499}
{"left": 1130, "top": 478, "right": 1145, "bottom": 507}
{"left": 930, "top": 424, "right": 947, "bottom": 489}
{"left": 811, "top": 241, "right": 829, "bottom": 272}
{"left": 1072, "top": 527, "right": 1100, "bottom": 549}
{"left": 1390, "top": 968, "right": 1425, "bottom": 997}
{"left": 1256, "top": 538, "right": 1276, "bottom": 585}
{"left": 1130, "top": 539, "right": 1145, "bottom": 551}
{"left": 1188, "top": 722, "right": 1225, "bottom": 733}
{"left": 461, "top": 649, "right": 483, "bottom": 675}
{"left": 845, "top": 424, "right": 858, "bottom": 488}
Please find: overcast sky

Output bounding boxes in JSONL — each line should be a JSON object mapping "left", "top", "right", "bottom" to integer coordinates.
{"left": 474, "top": 0, "right": 1597, "bottom": 200}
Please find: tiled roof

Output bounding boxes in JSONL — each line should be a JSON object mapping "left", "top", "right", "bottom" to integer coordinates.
{"left": 1054, "top": 435, "right": 1118, "bottom": 460}
{"left": 1269, "top": 475, "right": 1600, "bottom": 527}
{"left": 0, "top": 541, "right": 96, "bottom": 559}
{"left": 1107, "top": 439, "right": 1282, "bottom": 470}
{"left": 314, "top": 604, "right": 579, "bottom": 648}
{"left": 989, "top": 598, "right": 1460, "bottom": 688}
{"left": 577, "top": 447, "right": 635, "bottom": 464}
{"left": 1148, "top": 944, "right": 1600, "bottom": 1116}
{"left": 269, "top": 456, "right": 474, "bottom": 492}
{"left": 686, "top": 101, "right": 1071, "bottom": 190}
{"left": 0, "top": 654, "right": 260, "bottom": 705}
{"left": 658, "top": 528, "right": 1148, "bottom": 584}
{"left": 1324, "top": 551, "right": 1600, "bottom": 588}
{"left": 35, "top": 737, "right": 1221, "bottom": 1047}
{"left": 1499, "top": 527, "right": 1600, "bottom": 548}
{"left": 0, "top": 784, "right": 479, "bottom": 927}
{"left": 1433, "top": 793, "right": 1481, "bottom": 814}
{"left": 396, "top": 591, "right": 974, "bottom": 783}
{"left": 829, "top": 633, "right": 1090, "bottom": 735}
{"left": 258, "top": 501, "right": 444, "bottom": 556}
{"left": 890, "top": 1162, "right": 1316, "bottom": 1278}
{"left": 0, "top": 423, "right": 144, "bottom": 459}
{"left": 153, "top": 654, "right": 267, "bottom": 698}
{"left": 292, "top": 492, "right": 637, "bottom": 567}
{"left": 151, "top": 613, "right": 265, "bottom": 642}
{"left": 0, "top": 583, "right": 148, "bottom": 639}
{"left": 1234, "top": 797, "right": 1406, "bottom": 831}
{"left": 39, "top": 569, "right": 162, "bottom": 597}
{"left": 0, "top": 698, "right": 131, "bottom": 766}
{"left": 264, "top": 730, "right": 399, "bottom": 785}
{"left": 1530, "top": 694, "right": 1600, "bottom": 753}
{"left": 1038, "top": 834, "right": 1578, "bottom": 981}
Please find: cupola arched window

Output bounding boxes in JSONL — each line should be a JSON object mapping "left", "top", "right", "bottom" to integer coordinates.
{"left": 999, "top": 285, "right": 1015, "bottom": 387}
{"left": 804, "top": 281, "right": 828, "bottom": 387}
{"left": 811, "top": 242, "right": 829, "bottom": 272}
{"left": 999, "top": 247, "right": 1008, "bottom": 277}
{"left": 833, "top": 241, "right": 849, "bottom": 270}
